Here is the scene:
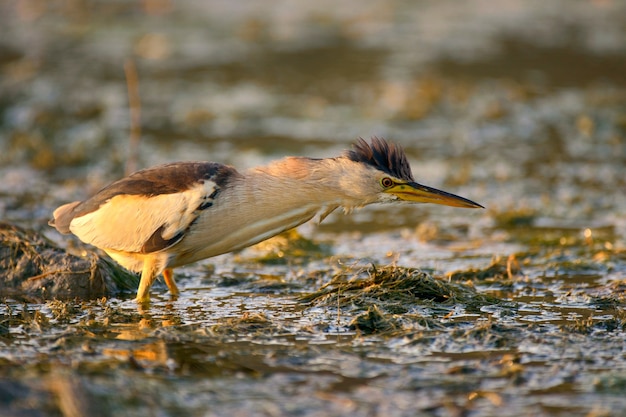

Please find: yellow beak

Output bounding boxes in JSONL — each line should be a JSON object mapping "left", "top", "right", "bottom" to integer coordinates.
{"left": 385, "top": 182, "right": 484, "bottom": 208}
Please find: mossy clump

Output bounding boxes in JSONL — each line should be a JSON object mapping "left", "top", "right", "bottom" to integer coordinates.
{"left": 0, "top": 222, "right": 138, "bottom": 301}
{"left": 448, "top": 255, "right": 523, "bottom": 283}
{"left": 348, "top": 304, "right": 401, "bottom": 335}
{"left": 208, "top": 312, "right": 283, "bottom": 337}
{"left": 301, "top": 265, "right": 498, "bottom": 311}
{"left": 451, "top": 320, "right": 520, "bottom": 349}
{"left": 245, "top": 229, "right": 332, "bottom": 265}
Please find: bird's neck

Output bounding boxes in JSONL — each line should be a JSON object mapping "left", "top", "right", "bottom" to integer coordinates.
{"left": 245, "top": 156, "right": 365, "bottom": 211}
{"left": 177, "top": 157, "right": 369, "bottom": 256}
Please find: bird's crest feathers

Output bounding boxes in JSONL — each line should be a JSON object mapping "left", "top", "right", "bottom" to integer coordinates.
{"left": 345, "top": 137, "right": 414, "bottom": 181}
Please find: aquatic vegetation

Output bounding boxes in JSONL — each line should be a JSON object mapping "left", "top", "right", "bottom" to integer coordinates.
{"left": 302, "top": 264, "right": 498, "bottom": 309}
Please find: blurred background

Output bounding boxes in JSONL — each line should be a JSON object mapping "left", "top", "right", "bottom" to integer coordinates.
{"left": 1, "top": 0, "right": 624, "bottom": 235}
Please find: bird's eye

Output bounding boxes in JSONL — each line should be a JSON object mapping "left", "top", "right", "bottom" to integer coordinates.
{"left": 380, "top": 177, "right": 394, "bottom": 188}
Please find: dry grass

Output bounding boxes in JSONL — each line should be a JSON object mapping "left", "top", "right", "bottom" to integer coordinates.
{"left": 302, "top": 264, "right": 498, "bottom": 311}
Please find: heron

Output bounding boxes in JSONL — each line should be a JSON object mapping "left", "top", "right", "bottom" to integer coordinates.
{"left": 50, "top": 137, "right": 483, "bottom": 302}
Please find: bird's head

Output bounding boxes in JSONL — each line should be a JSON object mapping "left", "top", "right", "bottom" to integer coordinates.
{"left": 342, "top": 137, "right": 484, "bottom": 209}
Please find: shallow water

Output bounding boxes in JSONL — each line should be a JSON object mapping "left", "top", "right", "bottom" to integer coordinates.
{"left": 1, "top": 1, "right": 626, "bottom": 416}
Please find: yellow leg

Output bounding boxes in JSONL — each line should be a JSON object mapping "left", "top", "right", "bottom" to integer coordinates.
{"left": 162, "top": 268, "right": 179, "bottom": 296}
{"left": 135, "top": 257, "right": 159, "bottom": 303}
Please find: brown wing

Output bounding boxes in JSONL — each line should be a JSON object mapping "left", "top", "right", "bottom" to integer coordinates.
{"left": 51, "top": 162, "right": 239, "bottom": 254}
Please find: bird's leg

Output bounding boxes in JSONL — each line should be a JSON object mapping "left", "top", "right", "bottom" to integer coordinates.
{"left": 135, "top": 257, "right": 160, "bottom": 303}
{"left": 162, "top": 268, "right": 179, "bottom": 296}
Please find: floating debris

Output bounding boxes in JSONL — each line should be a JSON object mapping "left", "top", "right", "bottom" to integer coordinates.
{"left": 448, "top": 255, "right": 522, "bottom": 282}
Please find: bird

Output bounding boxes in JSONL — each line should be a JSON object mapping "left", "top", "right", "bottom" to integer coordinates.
{"left": 50, "top": 137, "right": 483, "bottom": 303}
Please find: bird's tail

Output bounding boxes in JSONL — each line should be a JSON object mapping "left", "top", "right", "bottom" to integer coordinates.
{"left": 49, "top": 201, "right": 81, "bottom": 234}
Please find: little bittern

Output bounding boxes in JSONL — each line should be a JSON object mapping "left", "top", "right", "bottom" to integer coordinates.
{"left": 50, "top": 137, "right": 483, "bottom": 302}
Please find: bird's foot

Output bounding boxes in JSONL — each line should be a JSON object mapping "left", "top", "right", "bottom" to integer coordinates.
{"left": 162, "top": 268, "right": 180, "bottom": 296}
{"left": 135, "top": 293, "right": 151, "bottom": 304}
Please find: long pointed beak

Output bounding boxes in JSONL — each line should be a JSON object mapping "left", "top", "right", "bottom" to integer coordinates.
{"left": 385, "top": 182, "right": 484, "bottom": 208}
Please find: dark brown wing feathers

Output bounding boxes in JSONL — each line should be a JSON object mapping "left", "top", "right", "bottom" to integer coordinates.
{"left": 68, "top": 162, "right": 234, "bottom": 219}
{"left": 49, "top": 162, "right": 237, "bottom": 239}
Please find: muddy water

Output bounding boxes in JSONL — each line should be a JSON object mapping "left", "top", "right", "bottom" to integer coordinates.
{"left": 1, "top": 1, "right": 626, "bottom": 416}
